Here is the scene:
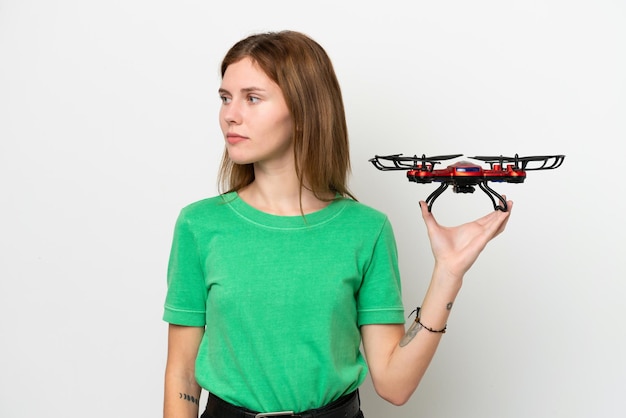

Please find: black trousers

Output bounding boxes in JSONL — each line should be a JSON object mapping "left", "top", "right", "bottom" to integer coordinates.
{"left": 200, "top": 390, "right": 364, "bottom": 418}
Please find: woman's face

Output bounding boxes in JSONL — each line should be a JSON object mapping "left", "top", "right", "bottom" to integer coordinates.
{"left": 219, "top": 57, "right": 294, "bottom": 168}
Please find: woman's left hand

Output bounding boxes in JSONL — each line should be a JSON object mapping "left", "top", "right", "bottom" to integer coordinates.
{"left": 419, "top": 198, "right": 513, "bottom": 282}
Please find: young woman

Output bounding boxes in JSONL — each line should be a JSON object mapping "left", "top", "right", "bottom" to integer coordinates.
{"left": 163, "top": 30, "right": 512, "bottom": 418}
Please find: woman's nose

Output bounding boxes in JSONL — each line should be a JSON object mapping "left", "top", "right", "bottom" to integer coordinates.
{"left": 221, "top": 101, "right": 242, "bottom": 125}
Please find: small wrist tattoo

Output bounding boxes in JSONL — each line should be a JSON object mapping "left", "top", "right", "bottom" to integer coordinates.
{"left": 179, "top": 393, "right": 200, "bottom": 405}
{"left": 446, "top": 302, "right": 453, "bottom": 310}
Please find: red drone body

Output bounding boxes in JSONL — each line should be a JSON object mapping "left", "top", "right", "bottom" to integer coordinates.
{"left": 369, "top": 154, "right": 564, "bottom": 212}
{"left": 408, "top": 160, "right": 526, "bottom": 184}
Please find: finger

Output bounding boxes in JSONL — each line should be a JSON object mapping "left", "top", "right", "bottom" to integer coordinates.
{"left": 501, "top": 194, "right": 510, "bottom": 213}
{"left": 498, "top": 199, "right": 514, "bottom": 231}
{"left": 490, "top": 199, "right": 513, "bottom": 236}
{"left": 419, "top": 200, "right": 435, "bottom": 223}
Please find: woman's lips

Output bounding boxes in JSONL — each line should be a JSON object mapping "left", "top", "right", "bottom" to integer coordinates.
{"left": 226, "top": 133, "right": 248, "bottom": 145}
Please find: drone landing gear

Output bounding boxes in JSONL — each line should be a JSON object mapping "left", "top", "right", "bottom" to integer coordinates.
{"left": 477, "top": 181, "right": 508, "bottom": 212}
{"left": 425, "top": 181, "right": 509, "bottom": 212}
{"left": 425, "top": 183, "right": 448, "bottom": 212}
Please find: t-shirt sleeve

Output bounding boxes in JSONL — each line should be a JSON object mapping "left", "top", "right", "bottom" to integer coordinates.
{"left": 162, "top": 210, "right": 207, "bottom": 326}
{"left": 357, "top": 217, "right": 405, "bottom": 326}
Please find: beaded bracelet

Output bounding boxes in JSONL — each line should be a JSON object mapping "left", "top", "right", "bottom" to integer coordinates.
{"left": 416, "top": 317, "right": 447, "bottom": 333}
{"left": 411, "top": 307, "right": 447, "bottom": 334}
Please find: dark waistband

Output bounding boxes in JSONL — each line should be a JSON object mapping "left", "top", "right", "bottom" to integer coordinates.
{"left": 204, "top": 390, "right": 360, "bottom": 418}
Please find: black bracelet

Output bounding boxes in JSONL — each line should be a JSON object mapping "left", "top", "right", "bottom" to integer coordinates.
{"left": 415, "top": 317, "right": 447, "bottom": 333}
{"left": 410, "top": 307, "right": 447, "bottom": 333}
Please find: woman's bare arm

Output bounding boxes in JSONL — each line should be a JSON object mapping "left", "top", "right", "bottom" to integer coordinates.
{"left": 164, "top": 324, "right": 204, "bottom": 418}
{"left": 362, "top": 200, "right": 512, "bottom": 405}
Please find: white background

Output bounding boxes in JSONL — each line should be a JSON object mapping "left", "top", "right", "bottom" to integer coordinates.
{"left": 1, "top": 1, "right": 625, "bottom": 417}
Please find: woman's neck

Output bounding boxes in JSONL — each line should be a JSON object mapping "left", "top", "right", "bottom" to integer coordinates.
{"left": 238, "top": 167, "right": 333, "bottom": 216}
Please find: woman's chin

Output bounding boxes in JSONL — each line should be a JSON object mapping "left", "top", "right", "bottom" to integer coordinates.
{"left": 226, "top": 151, "right": 254, "bottom": 166}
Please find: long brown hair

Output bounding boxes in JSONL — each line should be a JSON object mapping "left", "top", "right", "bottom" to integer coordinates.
{"left": 217, "top": 30, "right": 355, "bottom": 201}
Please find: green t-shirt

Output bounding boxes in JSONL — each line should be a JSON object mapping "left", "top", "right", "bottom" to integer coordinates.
{"left": 163, "top": 192, "right": 404, "bottom": 412}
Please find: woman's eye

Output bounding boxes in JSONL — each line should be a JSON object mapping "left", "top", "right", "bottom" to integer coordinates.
{"left": 248, "top": 96, "right": 261, "bottom": 104}
{"left": 220, "top": 95, "right": 231, "bottom": 104}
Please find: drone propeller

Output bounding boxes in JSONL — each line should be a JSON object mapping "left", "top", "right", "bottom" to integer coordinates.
{"left": 368, "top": 154, "right": 418, "bottom": 170}
{"left": 417, "top": 153, "right": 464, "bottom": 162}
{"left": 469, "top": 154, "right": 565, "bottom": 170}
{"left": 516, "top": 155, "right": 565, "bottom": 170}
{"left": 369, "top": 153, "right": 463, "bottom": 171}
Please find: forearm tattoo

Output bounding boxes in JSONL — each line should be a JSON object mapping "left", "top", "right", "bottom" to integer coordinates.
{"left": 399, "top": 302, "right": 453, "bottom": 347}
{"left": 399, "top": 320, "right": 423, "bottom": 347}
{"left": 179, "top": 393, "right": 200, "bottom": 406}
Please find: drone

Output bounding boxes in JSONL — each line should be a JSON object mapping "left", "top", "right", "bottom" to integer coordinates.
{"left": 369, "top": 153, "right": 565, "bottom": 212}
